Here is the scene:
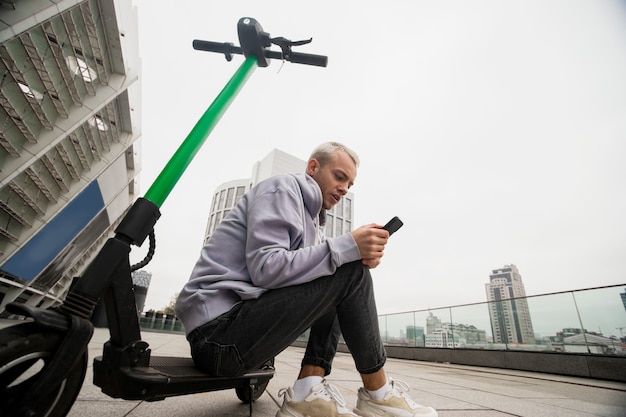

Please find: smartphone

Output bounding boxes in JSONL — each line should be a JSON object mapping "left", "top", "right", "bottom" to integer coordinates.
{"left": 382, "top": 216, "right": 404, "bottom": 236}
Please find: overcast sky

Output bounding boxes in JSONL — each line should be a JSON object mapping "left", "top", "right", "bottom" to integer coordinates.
{"left": 129, "top": 0, "right": 626, "bottom": 315}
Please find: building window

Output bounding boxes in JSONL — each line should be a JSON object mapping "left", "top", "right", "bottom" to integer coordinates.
{"left": 208, "top": 214, "right": 215, "bottom": 235}
{"left": 226, "top": 187, "right": 235, "bottom": 208}
{"left": 235, "top": 186, "right": 245, "bottom": 204}
{"left": 211, "top": 193, "right": 219, "bottom": 212}
{"left": 18, "top": 82, "right": 44, "bottom": 100}
{"left": 326, "top": 214, "right": 334, "bottom": 237}
{"left": 335, "top": 218, "right": 343, "bottom": 237}
{"left": 215, "top": 211, "right": 222, "bottom": 230}
{"left": 336, "top": 199, "right": 344, "bottom": 218}
{"left": 66, "top": 55, "right": 97, "bottom": 83}
{"left": 88, "top": 115, "right": 109, "bottom": 131}
{"left": 344, "top": 197, "right": 352, "bottom": 219}
{"left": 218, "top": 190, "right": 226, "bottom": 210}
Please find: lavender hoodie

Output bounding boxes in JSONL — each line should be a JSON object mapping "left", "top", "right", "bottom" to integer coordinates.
{"left": 175, "top": 173, "right": 361, "bottom": 335}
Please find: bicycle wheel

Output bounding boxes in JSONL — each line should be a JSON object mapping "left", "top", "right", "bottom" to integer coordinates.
{"left": 0, "top": 322, "right": 88, "bottom": 417}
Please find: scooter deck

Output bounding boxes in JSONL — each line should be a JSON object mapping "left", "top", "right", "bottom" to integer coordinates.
{"left": 149, "top": 355, "right": 217, "bottom": 377}
{"left": 93, "top": 354, "right": 275, "bottom": 401}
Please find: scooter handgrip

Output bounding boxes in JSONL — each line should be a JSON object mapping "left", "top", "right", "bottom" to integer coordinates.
{"left": 286, "top": 52, "right": 328, "bottom": 67}
{"left": 192, "top": 40, "right": 242, "bottom": 55}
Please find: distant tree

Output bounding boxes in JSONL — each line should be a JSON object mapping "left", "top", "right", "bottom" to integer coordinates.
{"left": 162, "top": 292, "right": 178, "bottom": 315}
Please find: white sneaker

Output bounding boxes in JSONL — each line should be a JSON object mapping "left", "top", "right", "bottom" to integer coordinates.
{"left": 354, "top": 378, "right": 438, "bottom": 417}
{"left": 276, "top": 379, "right": 358, "bottom": 417}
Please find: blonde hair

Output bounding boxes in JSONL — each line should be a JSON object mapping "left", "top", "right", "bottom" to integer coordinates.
{"left": 309, "top": 141, "right": 360, "bottom": 168}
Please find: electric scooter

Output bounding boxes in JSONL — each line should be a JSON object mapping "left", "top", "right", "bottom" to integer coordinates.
{"left": 0, "top": 17, "right": 327, "bottom": 417}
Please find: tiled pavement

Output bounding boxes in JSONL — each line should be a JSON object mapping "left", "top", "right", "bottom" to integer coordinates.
{"left": 3, "top": 322, "right": 626, "bottom": 416}
{"left": 70, "top": 328, "right": 626, "bottom": 417}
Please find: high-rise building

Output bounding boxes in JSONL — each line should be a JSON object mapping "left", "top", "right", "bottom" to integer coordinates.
{"left": 131, "top": 270, "right": 151, "bottom": 314}
{"left": 485, "top": 264, "right": 536, "bottom": 344}
{"left": 0, "top": 0, "right": 141, "bottom": 316}
{"left": 406, "top": 325, "right": 425, "bottom": 347}
{"left": 203, "top": 148, "right": 355, "bottom": 244}
{"left": 426, "top": 311, "right": 442, "bottom": 335}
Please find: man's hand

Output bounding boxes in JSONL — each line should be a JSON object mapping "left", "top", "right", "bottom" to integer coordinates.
{"left": 351, "top": 223, "right": 389, "bottom": 268}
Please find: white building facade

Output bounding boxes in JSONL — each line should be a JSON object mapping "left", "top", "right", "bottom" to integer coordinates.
{"left": 203, "top": 148, "right": 355, "bottom": 244}
{"left": 0, "top": 0, "right": 141, "bottom": 315}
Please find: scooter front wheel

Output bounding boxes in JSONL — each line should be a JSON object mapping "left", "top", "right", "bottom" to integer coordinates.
{"left": 0, "top": 322, "right": 88, "bottom": 417}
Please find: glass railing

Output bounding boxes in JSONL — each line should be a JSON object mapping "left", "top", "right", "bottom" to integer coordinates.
{"left": 379, "top": 284, "right": 626, "bottom": 355}
{"left": 138, "top": 284, "right": 626, "bottom": 356}
{"left": 140, "top": 311, "right": 185, "bottom": 333}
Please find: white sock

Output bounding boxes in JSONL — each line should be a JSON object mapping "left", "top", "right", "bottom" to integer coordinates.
{"left": 293, "top": 376, "right": 323, "bottom": 401}
{"left": 367, "top": 380, "right": 390, "bottom": 402}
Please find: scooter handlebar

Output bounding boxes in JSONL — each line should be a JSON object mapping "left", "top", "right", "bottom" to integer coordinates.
{"left": 192, "top": 39, "right": 328, "bottom": 67}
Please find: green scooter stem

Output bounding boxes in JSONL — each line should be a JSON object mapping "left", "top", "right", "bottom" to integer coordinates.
{"left": 144, "top": 56, "right": 258, "bottom": 207}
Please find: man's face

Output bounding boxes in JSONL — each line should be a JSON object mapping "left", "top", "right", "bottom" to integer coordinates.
{"left": 308, "top": 150, "right": 357, "bottom": 210}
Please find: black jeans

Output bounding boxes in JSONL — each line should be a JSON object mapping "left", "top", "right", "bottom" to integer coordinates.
{"left": 187, "top": 261, "right": 386, "bottom": 377}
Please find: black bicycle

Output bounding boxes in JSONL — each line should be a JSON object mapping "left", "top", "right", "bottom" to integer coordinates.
{"left": 0, "top": 17, "right": 327, "bottom": 417}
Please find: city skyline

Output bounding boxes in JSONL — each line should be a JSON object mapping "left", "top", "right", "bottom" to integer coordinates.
{"left": 378, "top": 280, "right": 626, "bottom": 354}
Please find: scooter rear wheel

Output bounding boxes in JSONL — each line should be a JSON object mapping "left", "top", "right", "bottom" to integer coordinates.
{"left": 235, "top": 357, "right": 275, "bottom": 403}
{"left": 0, "top": 322, "right": 88, "bottom": 417}
{"left": 235, "top": 377, "right": 271, "bottom": 403}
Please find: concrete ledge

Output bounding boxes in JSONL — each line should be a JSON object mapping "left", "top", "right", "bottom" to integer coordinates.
{"left": 587, "top": 355, "right": 626, "bottom": 381}
{"left": 292, "top": 341, "right": 626, "bottom": 383}
{"left": 502, "top": 350, "right": 591, "bottom": 378}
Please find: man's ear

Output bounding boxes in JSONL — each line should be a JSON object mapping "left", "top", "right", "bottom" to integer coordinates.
{"left": 306, "top": 158, "right": 319, "bottom": 175}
